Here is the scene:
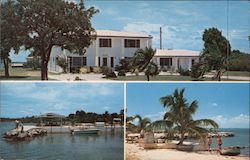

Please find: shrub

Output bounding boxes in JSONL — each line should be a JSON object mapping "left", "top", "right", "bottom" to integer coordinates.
{"left": 101, "top": 66, "right": 112, "bottom": 75}
{"left": 74, "top": 76, "right": 82, "bottom": 81}
{"left": 105, "top": 71, "right": 117, "bottom": 78}
{"left": 92, "top": 66, "right": 102, "bottom": 73}
{"left": 80, "top": 67, "right": 89, "bottom": 74}
{"left": 24, "top": 57, "right": 41, "bottom": 70}
{"left": 178, "top": 67, "right": 190, "bottom": 76}
{"left": 57, "top": 56, "right": 68, "bottom": 73}
{"left": 118, "top": 70, "right": 126, "bottom": 76}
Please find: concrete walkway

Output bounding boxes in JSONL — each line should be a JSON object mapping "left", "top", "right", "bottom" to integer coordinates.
{"left": 204, "top": 75, "right": 250, "bottom": 81}
{"left": 48, "top": 73, "right": 113, "bottom": 81}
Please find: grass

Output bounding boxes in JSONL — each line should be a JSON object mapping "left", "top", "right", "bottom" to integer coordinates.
{"left": 0, "top": 68, "right": 53, "bottom": 80}
{"left": 110, "top": 75, "right": 238, "bottom": 81}
{"left": 223, "top": 71, "right": 250, "bottom": 77}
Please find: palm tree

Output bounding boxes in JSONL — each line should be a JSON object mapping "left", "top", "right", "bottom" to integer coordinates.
{"left": 132, "top": 114, "right": 151, "bottom": 131}
{"left": 160, "top": 88, "right": 218, "bottom": 145}
{"left": 130, "top": 47, "right": 156, "bottom": 72}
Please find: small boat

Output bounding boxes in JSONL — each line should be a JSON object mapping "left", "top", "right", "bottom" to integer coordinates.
{"left": 73, "top": 128, "right": 99, "bottom": 134}
{"left": 220, "top": 147, "right": 241, "bottom": 156}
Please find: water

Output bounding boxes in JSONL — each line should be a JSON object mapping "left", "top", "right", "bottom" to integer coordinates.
{"left": 0, "top": 122, "right": 124, "bottom": 160}
{"left": 211, "top": 128, "right": 249, "bottom": 157}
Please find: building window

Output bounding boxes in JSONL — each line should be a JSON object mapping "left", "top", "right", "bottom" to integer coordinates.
{"left": 192, "top": 59, "right": 195, "bottom": 65}
{"left": 160, "top": 58, "right": 172, "bottom": 66}
{"left": 82, "top": 57, "right": 87, "bottom": 66}
{"left": 124, "top": 39, "right": 140, "bottom": 48}
{"left": 110, "top": 57, "right": 114, "bottom": 68}
{"left": 103, "top": 57, "right": 107, "bottom": 66}
{"left": 99, "top": 39, "right": 112, "bottom": 47}
{"left": 98, "top": 57, "right": 101, "bottom": 67}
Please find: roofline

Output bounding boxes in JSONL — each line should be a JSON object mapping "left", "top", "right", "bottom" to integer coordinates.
{"left": 97, "top": 35, "right": 153, "bottom": 39}
{"left": 154, "top": 55, "right": 200, "bottom": 57}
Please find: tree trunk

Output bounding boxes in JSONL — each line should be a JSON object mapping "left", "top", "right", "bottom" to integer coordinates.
{"left": 3, "top": 58, "right": 10, "bottom": 77}
{"left": 146, "top": 74, "right": 150, "bottom": 81}
{"left": 41, "top": 59, "right": 48, "bottom": 80}
{"left": 178, "top": 132, "right": 185, "bottom": 145}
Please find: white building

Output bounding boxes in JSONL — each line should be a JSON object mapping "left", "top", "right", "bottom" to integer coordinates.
{"left": 48, "top": 30, "right": 200, "bottom": 73}
{"left": 153, "top": 49, "right": 200, "bottom": 71}
{"left": 48, "top": 30, "right": 152, "bottom": 73}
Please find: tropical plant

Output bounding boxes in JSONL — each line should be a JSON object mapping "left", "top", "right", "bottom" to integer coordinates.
{"left": 159, "top": 88, "right": 219, "bottom": 145}
{"left": 144, "top": 62, "right": 159, "bottom": 81}
{"left": 130, "top": 47, "right": 156, "bottom": 72}
{"left": 132, "top": 114, "right": 151, "bottom": 131}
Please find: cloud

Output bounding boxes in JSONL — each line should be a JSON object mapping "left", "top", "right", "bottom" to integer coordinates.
{"left": 145, "top": 111, "right": 165, "bottom": 121}
{"left": 102, "top": 106, "right": 111, "bottom": 111}
{"left": 211, "top": 114, "right": 250, "bottom": 128}
{"left": 123, "top": 22, "right": 202, "bottom": 50}
{"left": 210, "top": 102, "right": 218, "bottom": 107}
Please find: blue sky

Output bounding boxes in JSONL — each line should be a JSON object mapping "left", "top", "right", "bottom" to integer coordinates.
{"left": 11, "top": 0, "right": 249, "bottom": 62}
{"left": 0, "top": 83, "right": 124, "bottom": 118}
{"left": 127, "top": 83, "right": 250, "bottom": 128}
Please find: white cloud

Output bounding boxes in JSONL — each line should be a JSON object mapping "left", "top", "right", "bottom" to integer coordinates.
{"left": 210, "top": 102, "right": 218, "bottom": 107}
{"left": 102, "top": 106, "right": 111, "bottom": 111}
{"left": 145, "top": 111, "right": 165, "bottom": 121}
{"left": 211, "top": 114, "right": 250, "bottom": 128}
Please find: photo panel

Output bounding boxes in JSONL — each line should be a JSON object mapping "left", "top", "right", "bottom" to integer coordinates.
{"left": 0, "top": 82, "right": 124, "bottom": 160}
{"left": 125, "top": 83, "right": 249, "bottom": 160}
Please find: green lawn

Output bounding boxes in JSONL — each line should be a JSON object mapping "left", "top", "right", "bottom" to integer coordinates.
{"left": 0, "top": 68, "right": 50, "bottom": 80}
{"left": 223, "top": 71, "right": 250, "bottom": 77}
{"left": 110, "top": 75, "right": 238, "bottom": 81}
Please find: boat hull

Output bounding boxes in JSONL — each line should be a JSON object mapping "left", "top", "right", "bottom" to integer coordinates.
{"left": 74, "top": 129, "right": 99, "bottom": 134}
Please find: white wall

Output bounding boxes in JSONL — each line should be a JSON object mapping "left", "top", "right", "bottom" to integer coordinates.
{"left": 48, "top": 36, "right": 152, "bottom": 73}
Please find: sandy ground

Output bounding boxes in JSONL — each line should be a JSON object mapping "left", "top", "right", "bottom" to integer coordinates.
{"left": 126, "top": 143, "right": 249, "bottom": 160}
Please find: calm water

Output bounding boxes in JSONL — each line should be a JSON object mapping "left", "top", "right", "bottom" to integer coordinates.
{"left": 211, "top": 128, "right": 250, "bottom": 156}
{"left": 0, "top": 122, "right": 124, "bottom": 160}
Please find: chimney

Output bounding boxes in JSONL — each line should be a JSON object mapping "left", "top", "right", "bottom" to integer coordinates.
{"left": 160, "top": 27, "right": 162, "bottom": 49}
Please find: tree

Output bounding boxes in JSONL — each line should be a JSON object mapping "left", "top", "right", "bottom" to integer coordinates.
{"left": 16, "top": 0, "right": 99, "bottom": 80}
{"left": 130, "top": 47, "right": 156, "bottom": 71}
{"left": 160, "top": 88, "right": 218, "bottom": 145}
{"left": 200, "top": 27, "right": 231, "bottom": 81}
{"left": 144, "top": 61, "right": 159, "bottom": 81}
{"left": 0, "top": 0, "right": 25, "bottom": 77}
{"left": 132, "top": 114, "right": 151, "bottom": 131}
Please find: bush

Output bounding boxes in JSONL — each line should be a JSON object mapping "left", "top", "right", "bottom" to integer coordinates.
{"left": 101, "top": 66, "right": 112, "bottom": 75}
{"left": 57, "top": 56, "right": 68, "bottom": 73}
{"left": 91, "top": 66, "right": 102, "bottom": 73}
{"left": 178, "top": 67, "right": 190, "bottom": 76}
{"left": 74, "top": 76, "right": 82, "bottom": 81}
{"left": 118, "top": 70, "right": 126, "bottom": 76}
{"left": 105, "top": 71, "right": 117, "bottom": 78}
{"left": 24, "top": 57, "right": 41, "bottom": 70}
{"left": 80, "top": 67, "right": 91, "bottom": 74}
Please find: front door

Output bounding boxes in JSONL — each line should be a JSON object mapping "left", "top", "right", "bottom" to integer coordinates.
{"left": 103, "top": 57, "right": 107, "bottom": 66}
{"left": 110, "top": 57, "right": 114, "bottom": 68}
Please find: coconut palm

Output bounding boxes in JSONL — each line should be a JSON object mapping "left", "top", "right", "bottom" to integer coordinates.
{"left": 160, "top": 88, "right": 219, "bottom": 145}
{"left": 132, "top": 114, "right": 151, "bottom": 131}
{"left": 130, "top": 47, "right": 156, "bottom": 72}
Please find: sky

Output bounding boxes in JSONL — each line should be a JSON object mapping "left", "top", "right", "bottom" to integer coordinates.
{"left": 127, "top": 83, "right": 250, "bottom": 128}
{"left": 10, "top": 0, "right": 250, "bottom": 62}
{"left": 0, "top": 83, "right": 124, "bottom": 118}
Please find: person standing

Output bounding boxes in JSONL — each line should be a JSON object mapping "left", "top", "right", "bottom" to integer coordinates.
{"left": 207, "top": 134, "right": 212, "bottom": 151}
{"left": 217, "top": 134, "right": 223, "bottom": 150}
